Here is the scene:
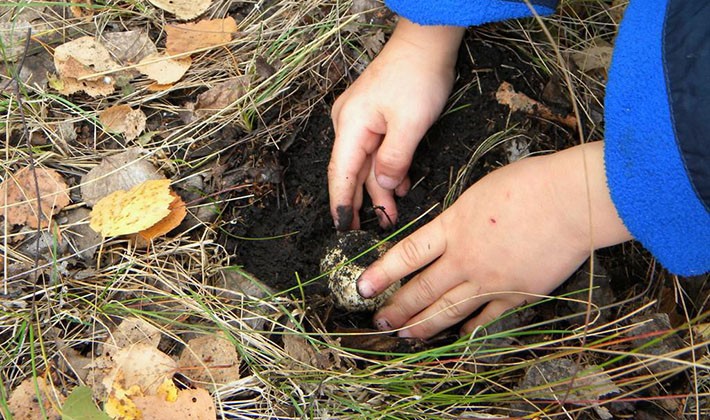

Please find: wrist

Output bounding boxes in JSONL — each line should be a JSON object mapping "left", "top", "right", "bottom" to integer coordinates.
{"left": 546, "top": 142, "right": 632, "bottom": 253}
{"left": 389, "top": 17, "right": 465, "bottom": 69}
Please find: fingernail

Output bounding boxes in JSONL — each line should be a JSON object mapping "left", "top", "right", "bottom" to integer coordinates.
{"left": 398, "top": 329, "right": 413, "bottom": 338}
{"left": 357, "top": 277, "right": 375, "bottom": 298}
{"left": 376, "top": 174, "right": 400, "bottom": 190}
{"left": 374, "top": 318, "right": 391, "bottom": 331}
{"left": 335, "top": 205, "right": 353, "bottom": 231}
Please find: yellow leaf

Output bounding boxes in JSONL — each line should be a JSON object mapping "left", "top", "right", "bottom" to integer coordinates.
{"left": 89, "top": 179, "right": 174, "bottom": 237}
{"left": 137, "top": 192, "right": 187, "bottom": 241}
{"left": 157, "top": 379, "right": 179, "bottom": 402}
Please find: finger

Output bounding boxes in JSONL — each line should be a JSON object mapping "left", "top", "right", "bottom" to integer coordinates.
{"left": 357, "top": 217, "right": 446, "bottom": 298}
{"left": 374, "top": 258, "right": 464, "bottom": 330}
{"left": 395, "top": 175, "right": 411, "bottom": 198}
{"left": 374, "top": 118, "right": 427, "bottom": 190}
{"left": 398, "top": 281, "right": 489, "bottom": 339}
{"left": 328, "top": 115, "right": 382, "bottom": 231}
{"left": 460, "top": 299, "right": 520, "bottom": 336}
{"left": 366, "top": 166, "right": 398, "bottom": 229}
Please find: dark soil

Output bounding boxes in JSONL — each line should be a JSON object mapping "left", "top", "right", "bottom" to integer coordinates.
{"left": 223, "top": 29, "right": 572, "bottom": 295}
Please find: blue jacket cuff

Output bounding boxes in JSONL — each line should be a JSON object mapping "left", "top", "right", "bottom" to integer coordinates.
{"left": 604, "top": 0, "right": 710, "bottom": 275}
{"left": 384, "top": 0, "right": 557, "bottom": 26}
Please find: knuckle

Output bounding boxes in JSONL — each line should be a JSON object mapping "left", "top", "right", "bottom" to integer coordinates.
{"left": 440, "top": 294, "right": 468, "bottom": 321}
{"left": 415, "top": 274, "right": 438, "bottom": 303}
{"left": 397, "top": 237, "right": 424, "bottom": 270}
{"left": 378, "top": 149, "right": 409, "bottom": 171}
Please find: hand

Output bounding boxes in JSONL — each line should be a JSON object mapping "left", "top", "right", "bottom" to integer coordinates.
{"left": 357, "top": 142, "right": 633, "bottom": 338}
{"left": 328, "top": 19, "right": 465, "bottom": 230}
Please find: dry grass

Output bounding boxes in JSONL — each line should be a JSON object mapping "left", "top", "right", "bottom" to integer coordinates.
{"left": 1, "top": 0, "right": 708, "bottom": 419}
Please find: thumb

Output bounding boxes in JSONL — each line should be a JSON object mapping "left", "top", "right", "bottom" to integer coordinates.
{"left": 374, "top": 118, "right": 429, "bottom": 190}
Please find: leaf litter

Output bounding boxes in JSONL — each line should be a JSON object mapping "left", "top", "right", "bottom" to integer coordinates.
{"left": 136, "top": 52, "right": 192, "bottom": 85}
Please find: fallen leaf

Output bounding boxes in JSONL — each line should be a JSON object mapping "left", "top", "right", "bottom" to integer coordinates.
{"left": 146, "top": 82, "right": 174, "bottom": 92}
{"left": 137, "top": 192, "right": 186, "bottom": 241}
{"left": 496, "top": 81, "right": 577, "bottom": 129}
{"left": 148, "top": 0, "right": 212, "bottom": 20}
{"left": 519, "top": 359, "right": 619, "bottom": 416}
{"left": 102, "top": 343, "right": 178, "bottom": 397}
{"left": 0, "top": 6, "right": 48, "bottom": 62}
{"left": 178, "top": 332, "right": 240, "bottom": 387}
{"left": 282, "top": 322, "right": 342, "bottom": 370}
{"left": 8, "top": 376, "right": 64, "bottom": 419}
{"left": 101, "top": 30, "right": 157, "bottom": 67}
{"left": 70, "top": 0, "right": 94, "bottom": 19}
{"left": 81, "top": 148, "right": 165, "bottom": 207}
{"left": 99, "top": 105, "right": 147, "bottom": 142}
{"left": 165, "top": 17, "right": 237, "bottom": 55}
{"left": 62, "top": 386, "right": 110, "bottom": 420}
{"left": 104, "top": 317, "right": 163, "bottom": 357}
{"left": 53, "top": 36, "right": 121, "bottom": 97}
{"left": 0, "top": 166, "right": 71, "bottom": 228}
{"left": 362, "top": 29, "right": 385, "bottom": 59}
{"left": 571, "top": 43, "right": 613, "bottom": 73}
{"left": 136, "top": 52, "right": 191, "bottom": 85}
{"left": 104, "top": 379, "right": 143, "bottom": 420}
{"left": 193, "top": 77, "right": 249, "bottom": 117}
{"left": 89, "top": 179, "right": 175, "bottom": 237}
{"left": 63, "top": 207, "right": 102, "bottom": 262}
{"left": 132, "top": 387, "right": 216, "bottom": 420}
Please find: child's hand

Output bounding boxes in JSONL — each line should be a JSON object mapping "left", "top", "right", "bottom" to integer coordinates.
{"left": 357, "top": 142, "right": 632, "bottom": 338}
{"left": 328, "top": 19, "right": 465, "bottom": 230}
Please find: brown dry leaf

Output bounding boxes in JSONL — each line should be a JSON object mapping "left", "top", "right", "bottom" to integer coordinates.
{"left": 146, "top": 82, "right": 174, "bottom": 92}
{"left": 496, "top": 81, "right": 577, "bottom": 129}
{"left": 193, "top": 76, "right": 249, "bottom": 117}
{"left": 136, "top": 52, "right": 191, "bottom": 85}
{"left": 177, "top": 332, "right": 240, "bottom": 387}
{"left": 102, "top": 30, "right": 157, "bottom": 67}
{"left": 101, "top": 343, "right": 178, "bottom": 397}
{"left": 70, "top": 0, "right": 94, "bottom": 19}
{"left": 0, "top": 166, "right": 71, "bottom": 228}
{"left": 0, "top": 6, "right": 49, "bottom": 62}
{"left": 106, "top": 317, "right": 163, "bottom": 356}
{"left": 89, "top": 179, "right": 174, "bottom": 237}
{"left": 99, "top": 105, "right": 147, "bottom": 141}
{"left": 133, "top": 387, "right": 216, "bottom": 420}
{"left": 571, "top": 42, "right": 614, "bottom": 73}
{"left": 165, "top": 17, "right": 237, "bottom": 55}
{"left": 137, "top": 192, "right": 186, "bottom": 241}
{"left": 282, "top": 322, "right": 341, "bottom": 370}
{"left": 148, "top": 0, "right": 212, "bottom": 20}
{"left": 53, "top": 36, "right": 121, "bottom": 97}
{"left": 81, "top": 148, "right": 165, "bottom": 207}
{"left": 7, "top": 375, "right": 64, "bottom": 419}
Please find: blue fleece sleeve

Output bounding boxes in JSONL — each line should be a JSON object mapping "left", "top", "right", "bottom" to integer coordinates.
{"left": 384, "top": 0, "right": 558, "bottom": 26}
{"left": 604, "top": 0, "right": 710, "bottom": 275}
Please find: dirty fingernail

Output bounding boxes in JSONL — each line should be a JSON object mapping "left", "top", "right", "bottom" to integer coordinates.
{"left": 374, "top": 318, "right": 392, "bottom": 331}
{"left": 376, "top": 174, "right": 399, "bottom": 190}
{"left": 335, "top": 205, "right": 353, "bottom": 231}
{"left": 357, "top": 276, "right": 375, "bottom": 298}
